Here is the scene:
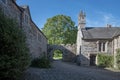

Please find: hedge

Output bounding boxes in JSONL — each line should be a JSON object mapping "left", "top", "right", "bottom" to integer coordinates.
{"left": 0, "top": 11, "right": 31, "bottom": 80}
{"left": 31, "top": 55, "right": 51, "bottom": 68}
{"left": 97, "top": 53, "right": 113, "bottom": 68}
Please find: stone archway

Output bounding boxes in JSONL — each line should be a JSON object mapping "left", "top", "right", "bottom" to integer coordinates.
{"left": 47, "top": 44, "right": 77, "bottom": 62}
{"left": 53, "top": 49, "right": 63, "bottom": 60}
{"left": 48, "top": 45, "right": 66, "bottom": 61}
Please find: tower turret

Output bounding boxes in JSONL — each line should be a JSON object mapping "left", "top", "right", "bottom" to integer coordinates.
{"left": 76, "top": 11, "right": 85, "bottom": 56}
{"left": 78, "top": 11, "right": 86, "bottom": 29}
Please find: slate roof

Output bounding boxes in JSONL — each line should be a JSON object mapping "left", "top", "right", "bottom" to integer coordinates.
{"left": 82, "top": 27, "right": 120, "bottom": 39}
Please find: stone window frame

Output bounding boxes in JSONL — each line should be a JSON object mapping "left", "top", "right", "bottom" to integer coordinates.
{"left": 97, "top": 41, "right": 107, "bottom": 53}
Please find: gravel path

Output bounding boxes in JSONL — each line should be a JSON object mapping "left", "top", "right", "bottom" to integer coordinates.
{"left": 22, "top": 60, "right": 120, "bottom": 80}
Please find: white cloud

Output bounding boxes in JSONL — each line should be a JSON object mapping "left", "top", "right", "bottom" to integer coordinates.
{"left": 86, "top": 11, "right": 120, "bottom": 27}
{"left": 86, "top": 19, "right": 104, "bottom": 27}
{"left": 103, "top": 14, "right": 115, "bottom": 26}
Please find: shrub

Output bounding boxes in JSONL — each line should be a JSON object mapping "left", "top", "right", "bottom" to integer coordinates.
{"left": 31, "top": 56, "right": 51, "bottom": 68}
{"left": 0, "top": 12, "right": 31, "bottom": 80}
{"left": 97, "top": 53, "right": 113, "bottom": 68}
{"left": 116, "top": 48, "right": 120, "bottom": 69}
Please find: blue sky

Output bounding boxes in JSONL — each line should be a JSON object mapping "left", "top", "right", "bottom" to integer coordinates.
{"left": 17, "top": 0, "right": 120, "bottom": 29}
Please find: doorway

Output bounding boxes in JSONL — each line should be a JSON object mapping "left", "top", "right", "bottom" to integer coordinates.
{"left": 90, "top": 54, "right": 96, "bottom": 66}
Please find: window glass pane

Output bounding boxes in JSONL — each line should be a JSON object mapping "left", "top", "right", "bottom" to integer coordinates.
{"left": 103, "top": 43, "right": 105, "bottom": 51}
{"left": 99, "top": 43, "right": 101, "bottom": 51}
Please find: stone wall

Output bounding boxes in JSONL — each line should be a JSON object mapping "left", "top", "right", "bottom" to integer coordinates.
{"left": 62, "top": 44, "right": 76, "bottom": 62}
{"left": 80, "top": 39, "right": 113, "bottom": 66}
{"left": 113, "top": 36, "right": 120, "bottom": 54}
{"left": 48, "top": 44, "right": 76, "bottom": 62}
{"left": 113, "top": 36, "right": 120, "bottom": 68}
{"left": 80, "top": 40, "right": 97, "bottom": 66}
{"left": 0, "top": 0, "right": 22, "bottom": 26}
{"left": 0, "top": 0, "right": 47, "bottom": 59}
{"left": 21, "top": 6, "right": 47, "bottom": 58}
{"left": 82, "top": 40, "right": 98, "bottom": 55}
{"left": 107, "top": 40, "right": 113, "bottom": 54}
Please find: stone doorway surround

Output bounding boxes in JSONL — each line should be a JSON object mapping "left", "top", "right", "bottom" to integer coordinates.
{"left": 90, "top": 54, "right": 97, "bottom": 66}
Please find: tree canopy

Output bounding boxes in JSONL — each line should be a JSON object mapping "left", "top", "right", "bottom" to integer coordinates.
{"left": 42, "top": 15, "right": 77, "bottom": 45}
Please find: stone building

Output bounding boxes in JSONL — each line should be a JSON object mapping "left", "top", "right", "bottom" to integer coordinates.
{"left": 0, "top": 0, "right": 47, "bottom": 59}
{"left": 77, "top": 11, "right": 120, "bottom": 67}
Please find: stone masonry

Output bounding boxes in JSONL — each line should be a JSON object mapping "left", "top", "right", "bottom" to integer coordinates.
{"left": 48, "top": 44, "right": 76, "bottom": 62}
{"left": 0, "top": 0, "right": 47, "bottom": 59}
{"left": 77, "top": 11, "right": 120, "bottom": 67}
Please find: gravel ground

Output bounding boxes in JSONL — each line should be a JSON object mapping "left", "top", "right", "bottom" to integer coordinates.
{"left": 22, "top": 60, "right": 120, "bottom": 80}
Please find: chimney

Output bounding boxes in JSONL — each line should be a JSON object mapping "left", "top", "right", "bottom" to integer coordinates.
{"left": 106, "top": 24, "right": 112, "bottom": 28}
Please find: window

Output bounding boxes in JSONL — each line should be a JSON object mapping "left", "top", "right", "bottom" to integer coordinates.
{"left": 99, "top": 42, "right": 101, "bottom": 51}
{"left": 103, "top": 43, "right": 105, "bottom": 51}
{"left": 98, "top": 42, "right": 106, "bottom": 52}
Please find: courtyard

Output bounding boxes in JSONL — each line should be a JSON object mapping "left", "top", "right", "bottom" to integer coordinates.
{"left": 22, "top": 60, "right": 120, "bottom": 80}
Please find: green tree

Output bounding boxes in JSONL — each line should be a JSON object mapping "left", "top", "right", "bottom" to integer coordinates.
{"left": 0, "top": 12, "right": 31, "bottom": 80}
{"left": 42, "top": 15, "right": 77, "bottom": 44}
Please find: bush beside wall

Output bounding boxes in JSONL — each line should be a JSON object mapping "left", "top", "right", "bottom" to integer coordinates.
{"left": 31, "top": 56, "right": 51, "bottom": 68}
{"left": 116, "top": 48, "right": 120, "bottom": 69}
{"left": 0, "top": 12, "right": 31, "bottom": 80}
{"left": 97, "top": 53, "right": 113, "bottom": 68}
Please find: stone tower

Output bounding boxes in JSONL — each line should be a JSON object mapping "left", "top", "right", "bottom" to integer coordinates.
{"left": 78, "top": 11, "right": 86, "bottom": 29}
{"left": 76, "top": 11, "right": 86, "bottom": 55}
